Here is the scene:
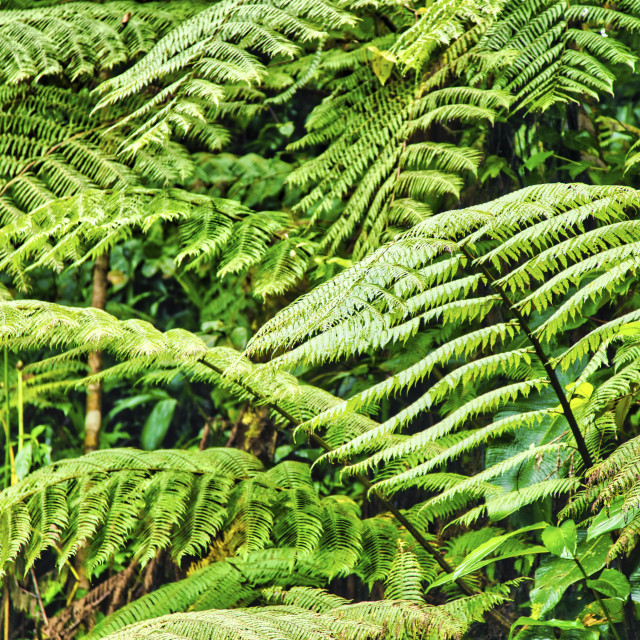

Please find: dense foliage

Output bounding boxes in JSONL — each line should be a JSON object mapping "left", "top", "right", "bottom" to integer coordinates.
{"left": 1, "top": 0, "right": 640, "bottom": 639}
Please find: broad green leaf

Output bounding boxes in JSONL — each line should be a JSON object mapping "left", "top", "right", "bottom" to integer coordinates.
{"left": 542, "top": 521, "right": 577, "bottom": 559}
{"left": 587, "top": 569, "right": 630, "bottom": 601}
{"left": 14, "top": 443, "right": 32, "bottom": 481}
{"left": 615, "top": 395, "right": 633, "bottom": 431}
{"left": 524, "top": 150, "right": 554, "bottom": 171}
{"left": 427, "top": 546, "right": 546, "bottom": 590}
{"left": 508, "top": 617, "right": 585, "bottom": 640}
{"left": 368, "top": 46, "right": 396, "bottom": 85}
{"left": 451, "top": 523, "right": 546, "bottom": 578}
{"left": 427, "top": 523, "right": 546, "bottom": 590}
{"left": 587, "top": 498, "right": 626, "bottom": 540}
{"left": 580, "top": 597, "right": 625, "bottom": 625}
{"left": 141, "top": 399, "right": 177, "bottom": 450}
{"left": 531, "top": 536, "right": 610, "bottom": 616}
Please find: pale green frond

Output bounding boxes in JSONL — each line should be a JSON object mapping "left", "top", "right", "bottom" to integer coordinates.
{"left": 384, "top": 542, "right": 425, "bottom": 602}
{"left": 0, "top": 1, "right": 184, "bottom": 84}
{"left": 0, "top": 448, "right": 261, "bottom": 576}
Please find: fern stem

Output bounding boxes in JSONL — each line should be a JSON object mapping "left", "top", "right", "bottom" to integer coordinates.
{"left": 458, "top": 244, "right": 593, "bottom": 469}
{"left": 2, "top": 588, "right": 8, "bottom": 640}
{"left": 574, "top": 557, "right": 624, "bottom": 640}
{"left": 30, "top": 569, "right": 48, "bottom": 626}
{"left": 85, "top": 252, "right": 110, "bottom": 453}
{"left": 2, "top": 350, "right": 8, "bottom": 489}
{"left": 16, "top": 361, "right": 23, "bottom": 454}
{"left": 198, "top": 356, "right": 512, "bottom": 630}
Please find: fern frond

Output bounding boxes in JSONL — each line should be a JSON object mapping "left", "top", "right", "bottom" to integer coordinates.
{"left": 289, "top": 72, "right": 507, "bottom": 258}
{"left": 95, "top": 0, "right": 354, "bottom": 151}
{"left": 248, "top": 183, "right": 640, "bottom": 518}
{"left": 96, "top": 605, "right": 383, "bottom": 640}
{"left": 383, "top": 542, "right": 425, "bottom": 602}
{"left": 0, "top": 1, "right": 184, "bottom": 83}
{"left": 0, "top": 189, "right": 296, "bottom": 289}
{"left": 88, "top": 549, "right": 323, "bottom": 638}
{"left": 0, "top": 448, "right": 261, "bottom": 575}
{"left": 473, "top": 0, "right": 640, "bottom": 112}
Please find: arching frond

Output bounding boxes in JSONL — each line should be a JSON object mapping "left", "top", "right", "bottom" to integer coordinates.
{"left": 0, "top": 1, "right": 184, "bottom": 84}
{"left": 95, "top": 0, "right": 354, "bottom": 151}
{"left": 248, "top": 183, "right": 640, "bottom": 518}
{"left": 0, "top": 448, "right": 261, "bottom": 575}
{"left": 0, "top": 189, "right": 295, "bottom": 291}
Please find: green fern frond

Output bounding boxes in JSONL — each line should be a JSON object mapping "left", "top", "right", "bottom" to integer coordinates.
{"left": 0, "top": 448, "right": 261, "bottom": 575}
{"left": 0, "top": 189, "right": 297, "bottom": 289}
{"left": 247, "top": 183, "right": 640, "bottom": 519}
{"left": 88, "top": 548, "right": 326, "bottom": 638}
{"left": 96, "top": 605, "right": 383, "bottom": 640}
{"left": 390, "top": 0, "right": 503, "bottom": 72}
{"left": 288, "top": 72, "right": 507, "bottom": 258}
{"left": 473, "top": 0, "right": 640, "bottom": 112}
{"left": 94, "top": 0, "right": 354, "bottom": 151}
{"left": 384, "top": 542, "right": 425, "bottom": 602}
{"left": 0, "top": 1, "right": 185, "bottom": 84}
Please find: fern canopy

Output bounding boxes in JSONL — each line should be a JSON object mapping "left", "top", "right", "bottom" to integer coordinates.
{"left": 2, "top": 0, "right": 640, "bottom": 637}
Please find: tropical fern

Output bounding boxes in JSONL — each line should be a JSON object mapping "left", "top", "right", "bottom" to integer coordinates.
{"left": 0, "top": 447, "right": 262, "bottom": 575}
{"left": 274, "top": 0, "right": 640, "bottom": 262}
{"left": 94, "top": 0, "right": 354, "bottom": 151}
{"left": 87, "top": 550, "right": 331, "bottom": 637}
{"left": 247, "top": 183, "right": 640, "bottom": 522}
{"left": 286, "top": 61, "right": 508, "bottom": 259}
{"left": 0, "top": 299, "right": 390, "bottom": 469}
{"left": 0, "top": 1, "right": 186, "bottom": 84}
{"left": 471, "top": 0, "right": 640, "bottom": 112}
{"left": 93, "top": 598, "right": 461, "bottom": 640}
{"left": 0, "top": 189, "right": 303, "bottom": 295}
{"left": 1, "top": 442, "right": 483, "bottom": 637}
{"left": 0, "top": 84, "right": 212, "bottom": 227}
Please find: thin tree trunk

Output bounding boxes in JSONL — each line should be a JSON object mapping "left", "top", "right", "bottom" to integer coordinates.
{"left": 84, "top": 253, "right": 109, "bottom": 453}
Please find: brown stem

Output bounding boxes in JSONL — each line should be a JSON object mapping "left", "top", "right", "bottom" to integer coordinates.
{"left": 459, "top": 244, "right": 593, "bottom": 469}
{"left": 31, "top": 568, "right": 48, "bottom": 626}
{"left": 84, "top": 253, "right": 110, "bottom": 454}
{"left": 2, "top": 587, "right": 8, "bottom": 640}
{"left": 198, "top": 356, "right": 512, "bottom": 630}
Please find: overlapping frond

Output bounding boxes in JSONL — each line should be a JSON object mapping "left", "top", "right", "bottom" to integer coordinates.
{"left": 472, "top": 0, "right": 640, "bottom": 112}
{"left": 0, "top": 84, "right": 207, "bottom": 227}
{"left": 0, "top": 447, "right": 261, "bottom": 575}
{"left": 88, "top": 550, "right": 332, "bottom": 638}
{"left": 288, "top": 64, "right": 508, "bottom": 258}
{"left": 0, "top": 441, "right": 408, "bottom": 579}
{"left": 0, "top": 1, "right": 185, "bottom": 84}
{"left": 95, "top": 597, "right": 463, "bottom": 640}
{"left": 0, "top": 189, "right": 300, "bottom": 294}
{"left": 94, "top": 0, "right": 354, "bottom": 151}
{"left": 0, "top": 299, "right": 380, "bottom": 454}
{"left": 248, "top": 183, "right": 640, "bottom": 518}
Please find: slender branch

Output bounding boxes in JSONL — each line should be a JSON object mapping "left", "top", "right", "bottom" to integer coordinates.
{"left": 30, "top": 568, "right": 48, "bottom": 626}
{"left": 3, "top": 587, "right": 8, "bottom": 640}
{"left": 459, "top": 244, "right": 593, "bottom": 469}
{"left": 16, "top": 361, "right": 23, "bottom": 454}
{"left": 198, "top": 356, "right": 512, "bottom": 630}
{"left": 574, "top": 557, "right": 623, "bottom": 640}
{"left": 3, "top": 350, "right": 9, "bottom": 490}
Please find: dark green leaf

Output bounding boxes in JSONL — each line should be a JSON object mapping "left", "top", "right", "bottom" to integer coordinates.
{"left": 141, "top": 399, "right": 177, "bottom": 450}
